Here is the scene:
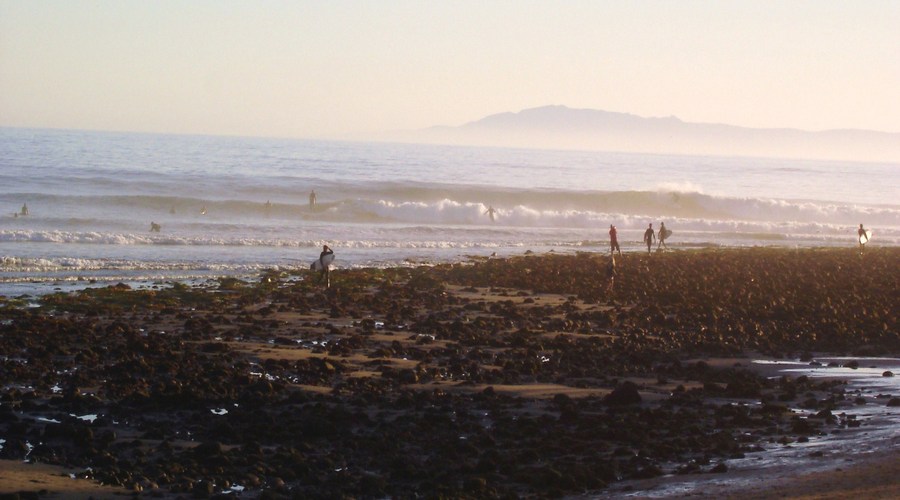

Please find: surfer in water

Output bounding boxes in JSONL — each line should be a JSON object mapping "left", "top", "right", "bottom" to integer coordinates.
{"left": 149, "top": 222, "right": 161, "bottom": 232}
{"left": 643, "top": 223, "right": 656, "bottom": 255}
{"left": 309, "top": 190, "right": 317, "bottom": 211}
{"left": 20, "top": 203, "right": 28, "bottom": 216}
{"left": 657, "top": 222, "right": 669, "bottom": 252}
{"left": 484, "top": 205, "right": 498, "bottom": 222}
{"left": 609, "top": 225, "right": 622, "bottom": 257}
{"left": 319, "top": 244, "right": 334, "bottom": 288}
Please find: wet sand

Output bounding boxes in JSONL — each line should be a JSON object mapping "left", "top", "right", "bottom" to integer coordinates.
{"left": 0, "top": 247, "right": 897, "bottom": 498}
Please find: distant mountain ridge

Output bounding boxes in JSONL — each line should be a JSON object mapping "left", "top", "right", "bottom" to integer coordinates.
{"left": 378, "top": 105, "right": 900, "bottom": 163}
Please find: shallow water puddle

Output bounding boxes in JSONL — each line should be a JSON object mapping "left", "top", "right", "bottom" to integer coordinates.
{"left": 607, "top": 357, "right": 900, "bottom": 498}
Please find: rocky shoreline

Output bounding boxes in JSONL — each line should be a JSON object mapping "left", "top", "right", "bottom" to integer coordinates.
{"left": 1, "top": 247, "right": 898, "bottom": 498}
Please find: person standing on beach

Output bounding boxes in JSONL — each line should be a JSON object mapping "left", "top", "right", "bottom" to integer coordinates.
{"left": 643, "top": 223, "right": 655, "bottom": 255}
{"left": 319, "top": 244, "right": 334, "bottom": 288}
{"left": 657, "top": 222, "right": 669, "bottom": 252}
{"left": 857, "top": 223, "right": 869, "bottom": 251}
{"left": 609, "top": 224, "right": 622, "bottom": 256}
{"left": 309, "top": 190, "right": 317, "bottom": 211}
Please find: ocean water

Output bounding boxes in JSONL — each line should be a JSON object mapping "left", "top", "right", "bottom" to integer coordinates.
{"left": 1, "top": 127, "right": 898, "bottom": 294}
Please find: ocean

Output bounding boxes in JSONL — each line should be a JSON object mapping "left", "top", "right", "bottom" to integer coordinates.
{"left": 1, "top": 127, "right": 897, "bottom": 295}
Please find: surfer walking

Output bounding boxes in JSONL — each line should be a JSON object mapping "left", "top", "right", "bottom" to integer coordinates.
{"left": 319, "top": 244, "right": 334, "bottom": 288}
{"left": 309, "top": 190, "right": 317, "bottom": 211}
{"left": 643, "top": 223, "right": 655, "bottom": 255}
{"left": 609, "top": 224, "right": 622, "bottom": 257}
{"left": 857, "top": 223, "right": 869, "bottom": 251}
{"left": 657, "top": 222, "right": 669, "bottom": 252}
{"left": 484, "top": 205, "right": 497, "bottom": 222}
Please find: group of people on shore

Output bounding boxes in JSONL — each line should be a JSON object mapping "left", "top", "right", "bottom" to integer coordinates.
{"left": 608, "top": 222, "right": 671, "bottom": 256}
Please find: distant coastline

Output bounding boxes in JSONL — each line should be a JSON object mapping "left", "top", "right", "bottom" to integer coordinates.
{"left": 368, "top": 105, "right": 900, "bottom": 163}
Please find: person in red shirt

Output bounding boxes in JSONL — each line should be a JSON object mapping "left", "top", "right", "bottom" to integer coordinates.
{"left": 609, "top": 225, "right": 622, "bottom": 256}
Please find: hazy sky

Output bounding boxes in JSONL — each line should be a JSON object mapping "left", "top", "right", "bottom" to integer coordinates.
{"left": 2, "top": 1, "right": 898, "bottom": 138}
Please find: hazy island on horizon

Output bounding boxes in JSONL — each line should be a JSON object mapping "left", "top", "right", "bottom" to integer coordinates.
{"left": 363, "top": 105, "right": 900, "bottom": 163}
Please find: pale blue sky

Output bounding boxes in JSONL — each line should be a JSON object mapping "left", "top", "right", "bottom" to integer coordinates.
{"left": 1, "top": 1, "right": 898, "bottom": 138}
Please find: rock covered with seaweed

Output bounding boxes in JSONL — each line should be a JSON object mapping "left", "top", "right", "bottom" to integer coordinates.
{"left": 0, "top": 247, "right": 896, "bottom": 498}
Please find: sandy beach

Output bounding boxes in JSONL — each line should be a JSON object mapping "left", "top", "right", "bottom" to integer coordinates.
{"left": 1, "top": 247, "right": 898, "bottom": 498}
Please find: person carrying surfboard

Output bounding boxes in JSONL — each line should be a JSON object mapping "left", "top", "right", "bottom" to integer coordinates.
{"left": 643, "top": 223, "right": 655, "bottom": 255}
{"left": 657, "top": 222, "right": 669, "bottom": 252}
{"left": 857, "top": 223, "right": 870, "bottom": 251}
{"left": 319, "top": 244, "right": 334, "bottom": 288}
{"left": 609, "top": 224, "right": 622, "bottom": 257}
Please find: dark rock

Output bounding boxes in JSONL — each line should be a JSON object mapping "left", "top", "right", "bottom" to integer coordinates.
{"left": 604, "top": 381, "right": 642, "bottom": 406}
{"left": 709, "top": 462, "right": 728, "bottom": 473}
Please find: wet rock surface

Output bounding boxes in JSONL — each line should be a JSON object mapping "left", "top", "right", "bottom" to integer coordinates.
{"left": 0, "top": 248, "right": 897, "bottom": 498}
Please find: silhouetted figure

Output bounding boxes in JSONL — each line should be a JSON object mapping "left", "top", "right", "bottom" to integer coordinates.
{"left": 857, "top": 223, "right": 870, "bottom": 251}
{"left": 484, "top": 205, "right": 497, "bottom": 222}
{"left": 150, "top": 222, "right": 161, "bottom": 232}
{"left": 643, "top": 223, "right": 655, "bottom": 255}
{"left": 609, "top": 224, "right": 621, "bottom": 256}
{"left": 264, "top": 200, "right": 272, "bottom": 215}
{"left": 657, "top": 222, "right": 669, "bottom": 251}
{"left": 606, "top": 255, "right": 617, "bottom": 294}
{"left": 200, "top": 206, "right": 207, "bottom": 215}
{"left": 20, "top": 203, "right": 28, "bottom": 216}
{"left": 309, "top": 190, "right": 317, "bottom": 210}
{"left": 318, "top": 244, "right": 334, "bottom": 288}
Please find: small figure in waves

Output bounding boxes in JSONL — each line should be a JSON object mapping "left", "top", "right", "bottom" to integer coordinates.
{"left": 150, "top": 222, "right": 161, "bottom": 232}
{"left": 200, "top": 206, "right": 207, "bottom": 215}
{"left": 309, "top": 190, "right": 317, "bottom": 211}
{"left": 484, "top": 205, "right": 497, "bottom": 222}
{"left": 20, "top": 203, "right": 28, "bottom": 216}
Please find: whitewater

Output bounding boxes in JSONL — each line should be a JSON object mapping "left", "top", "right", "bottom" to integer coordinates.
{"left": 1, "top": 127, "right": 897, "bottom": 295}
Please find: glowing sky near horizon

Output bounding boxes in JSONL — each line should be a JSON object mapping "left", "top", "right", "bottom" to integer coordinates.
{"left": 1, "top": 1, "right": 898, "bottom": 138}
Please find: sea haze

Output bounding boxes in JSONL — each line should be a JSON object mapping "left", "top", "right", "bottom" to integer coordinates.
{"left": 381, "top": 106, "right": 900, "bottom": 164}
{"left": 1, "top": 127, "right": 897, "bottom": 292}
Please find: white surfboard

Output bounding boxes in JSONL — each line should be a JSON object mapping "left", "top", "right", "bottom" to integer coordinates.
{"left": 311, "top": 252, "right": 335, "bottom": 271}
{"left": 859, "top": 229, "right": 872, "bottom": 245}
